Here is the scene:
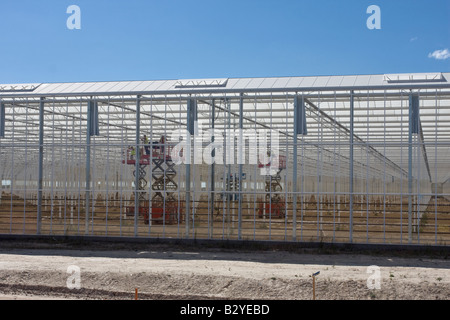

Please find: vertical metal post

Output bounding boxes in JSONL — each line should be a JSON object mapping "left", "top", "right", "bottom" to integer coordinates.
{"left": 185, "top": 158, "right": 191, "bottom": 239}
{"left": 210, "top": 99, "right": 215, "bottom": 238}
{"left": 408, "top": 94, "right": 414, "bottom": 244}
{"left": 0, "top": 101, "right": 5, "bottom": 213}
{"left": 37, "top": 97, "right": 44, "bottom": 234}
{"left": 84, "top": 99, "right": 92, "bottom": 235}
{"left": 292, "top": 96, "right": 300, "bottom": 241}
{"left": 238, "top": 94, "right": 244, "bottom": 240}
{"left": 349, "top": 91, "right": 354, "bottom": 243}
{"left": 134, "top": 95, "right": 141, "bottom": 237}
{"left": 226, "top": 100, "right": 231, "bottom": 236}
{"left": 186, "top": 98, "right": 196, "bottom": 238}
{"left": 293, "top": 94, "right": 308, "bottom": 241}
{"left": 0, "top": 101, "right": 5, "bottom": 138}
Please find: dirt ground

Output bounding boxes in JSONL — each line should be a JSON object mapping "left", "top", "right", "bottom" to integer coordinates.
{"left": 0, "top": 240, "right": 448, "bottom": 301}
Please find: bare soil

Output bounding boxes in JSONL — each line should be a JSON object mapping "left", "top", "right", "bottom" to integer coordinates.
{"left": 0, "top": 240, "right": 448, "bottom": 300}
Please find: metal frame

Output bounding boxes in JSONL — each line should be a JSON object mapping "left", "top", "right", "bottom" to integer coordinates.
{"left": 0, "top": 73, "right": 449, "bottom": 246}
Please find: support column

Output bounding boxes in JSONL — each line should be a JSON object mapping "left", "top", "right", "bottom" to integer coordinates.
{"left": 292, "top": 97, "right": 299, "bottom": 241}
{"left": 408, "top": 102, "right": 413, "bottom": 244}
{"left": 0, "top": 101, "right": 4, "bottom": 207}
{"left": 210, "top": 99, "right": 215, "bottom": 239}
{"left": 37, "top": 97, "right": 45, "bottom": 234}
{"left": 349, "top": 91, "right": 354, "bottom": 243}
{"left": 185, "top": 158, "right": 191, "bottom": 238}
{"left": 134, "top": 95, "right": 141, "bottom": 237}
{"left": 293, "top": 95, "right": 307, "bottom": 241}
{"left": 186, "top": 98, "right": 197, "bottom": 238}
{"left": 408, "top": 93, "right": 419, "bottom": 244}
{"left": 0, "top": 101, "right": 5, "bottom": 138}
{"left": 84, "top": 99, "right": 92, "bottom": 235}
{"left": 238, "top": 94, "right": 244, "bottom": 240}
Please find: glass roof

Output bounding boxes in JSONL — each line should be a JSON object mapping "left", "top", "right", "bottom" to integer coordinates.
{"left": 0, "top": 73, "right": 449, "bottom": 186}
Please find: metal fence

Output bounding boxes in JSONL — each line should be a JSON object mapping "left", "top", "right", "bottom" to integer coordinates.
{"left": 0, "top": 74, "right": 449, "bottom": 246}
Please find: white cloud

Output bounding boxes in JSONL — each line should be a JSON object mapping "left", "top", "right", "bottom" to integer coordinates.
{"left": 410, "top": 37, "right": 418, "bottom": 42}
{"left": 428, "top": 49, "right": 450, "bottom": 60}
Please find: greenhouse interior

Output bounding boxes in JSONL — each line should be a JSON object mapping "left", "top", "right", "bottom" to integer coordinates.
{"left": 0, "top": 72, "right": 449, "bottom": 246}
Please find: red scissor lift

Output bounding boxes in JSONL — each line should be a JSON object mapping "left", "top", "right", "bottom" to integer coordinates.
{"left": 258, "top": 154, "right": 287, "bottom": 219}
{"left": 123, "top": 138, "right": 182, "bottom": 225}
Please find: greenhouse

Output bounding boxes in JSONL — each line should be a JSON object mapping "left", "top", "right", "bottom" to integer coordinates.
{"left": 0, "top": 72, "right": 449, "bottom": 246}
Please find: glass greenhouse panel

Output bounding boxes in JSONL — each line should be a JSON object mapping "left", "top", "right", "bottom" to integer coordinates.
{"left": 0, "top": 73, "right": 449, "bottom": 246}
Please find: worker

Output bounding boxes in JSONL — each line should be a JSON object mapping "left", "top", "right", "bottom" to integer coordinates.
{"left": 160, "top": 136, "right": 166, "bottom": 154}
{"left": 130, "top": 147, "right": 136, "bottom": 160}
{"left": 143, "top": 134, "right": 150, "bottom": 155}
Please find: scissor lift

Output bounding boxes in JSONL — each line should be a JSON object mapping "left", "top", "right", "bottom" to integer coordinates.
{"left": 123, "top": 137, "right": 182, "bottom": 225}
{"left": 123, "top": 147, "right": 151, "bottom": 222}
{"left": 258, "top": 154, "right": 286, "bottom": 219}
{"left": 150, "top": 139, "right": 181, "bottom": 225}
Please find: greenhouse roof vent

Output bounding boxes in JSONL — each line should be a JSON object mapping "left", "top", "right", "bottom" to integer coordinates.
{"left": 383, "top": 73, "right": 444, "bottom": 83}
{"left": 174, "top": 78, "right": 228, "bottom": 88}
{"left": 0, "top": 84, "right": 41, "bottom": 92}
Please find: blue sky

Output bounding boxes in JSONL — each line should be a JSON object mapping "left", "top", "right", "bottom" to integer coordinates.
{"left": 0, "top": 0, "right": 449, "bottom": 83}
